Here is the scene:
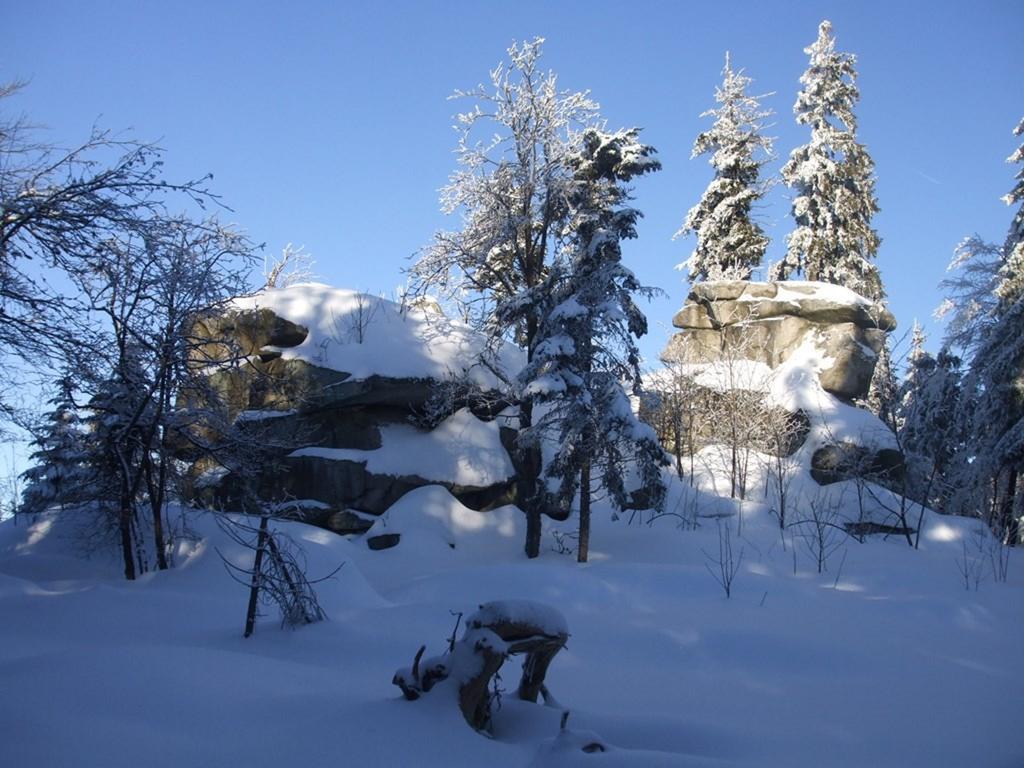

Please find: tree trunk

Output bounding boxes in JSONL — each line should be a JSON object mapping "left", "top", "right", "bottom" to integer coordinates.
{"left": 1000, "top": 467, "right": 1019, "bottom": 546}
{"left": 143, "top": 452, "right": 168, "bottom": 571}
{"left": 244, "top": 515, "right": 270, "bottom": 638}
{"left": 118, "top": 495, "right": 136, "bottom": 581}
{"left": 577, "top": 461, "right": 590, "bottom": 563}
{"left": 519, "top": 399, "right": 544, "bottom": 559}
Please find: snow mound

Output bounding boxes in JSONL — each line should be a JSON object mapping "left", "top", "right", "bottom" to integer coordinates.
{"left": 363, "top": 485, "right": 521, "bottom": 555}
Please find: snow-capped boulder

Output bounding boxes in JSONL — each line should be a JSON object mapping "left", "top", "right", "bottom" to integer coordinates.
{"left": 663, "top": 280, "right": 894, "bottom": 401}
{"left": 185, "top": 284, "right": 523, "bottom": 525}
{"left": 658, "top": 280, "right": 902, "bottom": 487}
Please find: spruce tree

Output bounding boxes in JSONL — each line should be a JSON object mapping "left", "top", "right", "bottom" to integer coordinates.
{"left": 20, "top": 377, "right": 92, "bottom": 514}
{"left": 522, "top": 127, "right": 667, "bottom": 562}
{"left": 996, "top": 118, "right": 1024, "bottom": 310}
{"left": 677, "top": 53, "right": 773, "bottom": 282}
{"left": 896, "top": 326, "right": 962, "bottom": 507}
{"left": 865, "top": 337, "right": 899, "bottom": 431}
{"left": 771, "top": 20, "right": 883, "bottom": 300}
{"left": 947, "top": 116, "right": 1024, "bottom": 543}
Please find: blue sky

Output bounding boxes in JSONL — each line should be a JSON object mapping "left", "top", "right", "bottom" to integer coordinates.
{"left": 3, "top": 0, "right": 1022, "bottom": 369}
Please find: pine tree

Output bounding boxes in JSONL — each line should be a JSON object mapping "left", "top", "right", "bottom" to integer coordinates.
{"left": 522, "top": 127, "right": 667, "bottom": 562}
{"left": 936, "top": 236, "right": 1004, "bottom": 358}
{"left": 996, "top": 118, "right": 1024, "bottom": 310}
{"left": 20, "top": 377, "right": 92, "bottom": 514}
{"left": 865, "top": 337, "right": 898, "bottom": 431}
{"left": 82, "top": 348, "right": 158, "bottom": 579}
{"left": 946, "top": 116, "right": 1024, "bottom": 543}
{"left": 677, "top": 53, "right": 773, "bottom": 282}
{"left": 896, "top": 326, "right": 962, "bottom": 508}
{"left": 771, "top": 20, "right": 883, "bottom": 300}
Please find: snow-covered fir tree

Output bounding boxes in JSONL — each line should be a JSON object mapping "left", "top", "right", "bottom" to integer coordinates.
{"left": 676, "top": 53, "right": 773, "bottom": 282}
{"left": 896, "top": 326, "right": 962, "bottom": 508}
{"left": 865, "top": 337, "right": 898, "bottom": 431}
{"left": 521, "top": 127, "right": 667, "bottom": 562}
{"left": 946, "top": 116, "right": 1024, "bottom": 543}
{"left": 936, "top": 236, "right": 1005, "bottom": 357}
{"left": 20, "top": 377, "right": 92, "bottom": 514}
{"left": 996, "top": 118, "right": 1024, "bottom": 310}
{"left": 770, "top": 20, "right": 883, "bottom": 301}
{"left": 81, "top": 348, "right": 159, "bottom": 571}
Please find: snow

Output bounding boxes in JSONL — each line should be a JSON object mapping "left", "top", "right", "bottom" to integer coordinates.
{"left": 1, "top": 476, "right": 1023, "bottom": 768}
{"left": 770, "top": 339, "right": 897, "bottom": 451}
{"left": 467, "top": 600, "right": 569, "bottom": 637}
{"left": 652, "top": 336, "right": 897, "bottom": 454}
{"left": 765, "top": 279, "right": 874, "bottom": 307}
{"left": 289, "top": 407, "right": 514, "bottom": 487}
{"left": 231, "top": 283, "right": 524, "bottom": 389}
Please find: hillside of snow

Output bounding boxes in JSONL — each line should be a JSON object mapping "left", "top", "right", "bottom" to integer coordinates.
{"left": 2, "top": 474, "right": 1022, "bottom": 768}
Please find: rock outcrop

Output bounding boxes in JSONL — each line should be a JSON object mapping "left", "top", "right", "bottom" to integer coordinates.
{"left": 663, "top": 280, "right": 895, "bottom": 401}
{"left": 185, "top": 284, "right": 523, "bottom": 531}
{"left": 658, "top": 280, "right": 902, "bottom": 487}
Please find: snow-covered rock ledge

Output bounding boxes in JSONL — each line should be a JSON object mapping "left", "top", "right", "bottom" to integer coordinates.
{"left": 663, "top": 279, "right": 894, "bottom": 401}
{"left": 184, "top": 284, "right": 524, "bottom": 527}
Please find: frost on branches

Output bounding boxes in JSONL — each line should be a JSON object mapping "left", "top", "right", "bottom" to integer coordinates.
{"left": 896, "top": 324, "right": 962, "bottom": 508}
{"left": 996, "top": 117, "right": 1024, "bottom": 311}
{"left": 771, "top": 20, "right": 883, "bottom": 301}
{"left": 677, "top": 53, "right": 773, "bottom": 283}
{"left": 410, "top": 37, "right": 597, "bottom": 344}
{"left": 409, "top": 38, "right": 600, "bottom": 558}
{"left": 944, "top": 116, "right": 1024, "bottom": 544}
{"left": 521, "top": 128, "right": 668, "bottom": 562}
{"left": 20, "top": 377, "right": 93, "bottom": 515}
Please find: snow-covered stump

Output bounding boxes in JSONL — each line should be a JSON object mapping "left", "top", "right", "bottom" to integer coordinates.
{"left": 392, "top": 600, "right": 569, "bottom": 732}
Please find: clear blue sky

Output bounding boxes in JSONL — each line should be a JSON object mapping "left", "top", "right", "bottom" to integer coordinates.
{"left": 3, "top": 0, "right": 1022, "bottom": 368}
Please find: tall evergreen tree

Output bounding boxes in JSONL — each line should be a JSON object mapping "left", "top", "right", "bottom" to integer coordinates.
{"left": 522, "top": 128, "right": 667, "bottom": 562}
{"left": 771, "top": 20, "right": 883, "bottom": 300}
{"left": 946, "top": 116, "right": 1024, "bottom": 543}
{"left": 996, "top": 118, "right": 1024, "bottom": 310}
{"left": 896, "top": 326, "right": 962, "bottom": 508}
{"left": 20, "top": 377, "right": 92, "bottom": 514}
{"left": 865, "top": 337, "right": 899, "bottom": 431}
{"left": 676, "top": 53, "right": 773, "bottom": 282}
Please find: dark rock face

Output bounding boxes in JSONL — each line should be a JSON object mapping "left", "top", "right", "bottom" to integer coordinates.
{"left": 664, "top": 280, "right": 894, "bottom": 401}
{"left": 367, "top": 533, "right": 401, "bottom": 551}
{"left": 273, "top": 455, "right": 516, "bottom": 517}
{"left": 810, "top": 443, "right": 906, "bottom": 486}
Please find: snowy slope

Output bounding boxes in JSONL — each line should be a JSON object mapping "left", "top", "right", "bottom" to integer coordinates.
{"left": 231, "top": 283, "right": 523, "bottom": 388}
{"left": 1, "top": 481, "right": 1022, "bottom": 768}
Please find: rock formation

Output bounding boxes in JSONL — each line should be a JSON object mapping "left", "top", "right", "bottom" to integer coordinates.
{"left": 186, "top": 284, "right": 522, "bottom": 534}
{"left": 659, "top": 280, "right": 902, "bottom": 487}
{"left": 663, "top": 280, "right": 895, "bottom": 401}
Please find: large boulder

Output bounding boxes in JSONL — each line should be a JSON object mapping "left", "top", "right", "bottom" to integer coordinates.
{"left": 663, "top": 280, "right": 894, "bottom": 401}
{"left": 656, "top": 280, "right": 901, "bottom": 488}
{"left": 183, "top": 284, "right": 524, "bottom": 529}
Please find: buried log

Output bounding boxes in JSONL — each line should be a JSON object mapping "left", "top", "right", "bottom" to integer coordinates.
{"left": 392, "top": 600, "right": 569, "bottom": 732}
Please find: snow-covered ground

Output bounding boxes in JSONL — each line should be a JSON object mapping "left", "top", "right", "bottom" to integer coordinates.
{"left": 2, "top": 474, "right": 1022, "bottom": 768}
